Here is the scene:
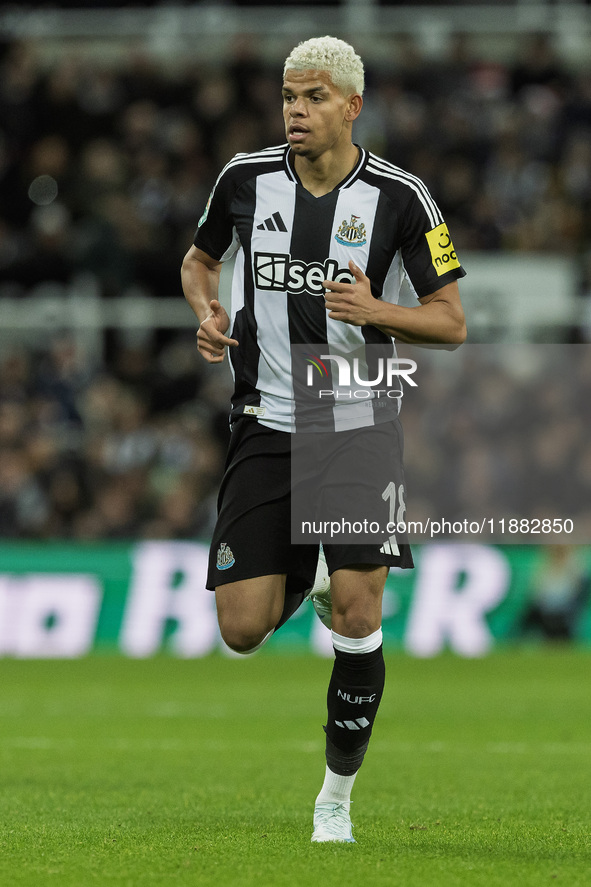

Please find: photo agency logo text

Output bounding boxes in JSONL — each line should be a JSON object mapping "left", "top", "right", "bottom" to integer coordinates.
{"left": 305, "top": 353, "right": 418, "bottom": 399}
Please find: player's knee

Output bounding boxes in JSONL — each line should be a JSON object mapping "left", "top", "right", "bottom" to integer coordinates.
{"left": 332, "top": 603, "right": 381, "bottom": 639}
{"left": 218, "top": 617, "right": 272, "bottom": 654}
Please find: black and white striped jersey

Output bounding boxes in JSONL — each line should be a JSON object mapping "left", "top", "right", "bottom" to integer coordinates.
{"left": 194, "top": 144, "right": 465, "bottom": 433}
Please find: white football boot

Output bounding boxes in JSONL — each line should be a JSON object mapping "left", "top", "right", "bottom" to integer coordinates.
{"left": 311, "top": 802, "right": 355, "bottom": 843}
{"left": 305, "top": 546, "right": 332, "bottom": 629}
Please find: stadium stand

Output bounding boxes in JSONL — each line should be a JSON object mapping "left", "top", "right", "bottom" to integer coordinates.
{"left": 0, "top": 14, "right": 590, "bottom": 539}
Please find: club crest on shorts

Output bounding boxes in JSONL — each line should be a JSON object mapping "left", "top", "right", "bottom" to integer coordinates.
{"left": 216, "top": 542, "right": 235, "bottom": 570}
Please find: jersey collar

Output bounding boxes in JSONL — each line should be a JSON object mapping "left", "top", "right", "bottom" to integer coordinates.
{"left": 284, "top": 144, "right": 367, "bottom": 191}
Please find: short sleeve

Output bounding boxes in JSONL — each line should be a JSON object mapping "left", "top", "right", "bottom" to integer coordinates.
{"left": 400, "top": 189, "right": 466, "bottom": 299}
{"left": 193, "top": 164, "right": 239, "bottom": 262}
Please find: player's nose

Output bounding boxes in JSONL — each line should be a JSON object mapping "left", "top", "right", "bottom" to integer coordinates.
{"left": 289, "top": 97, "right": 306, "bottom": 115}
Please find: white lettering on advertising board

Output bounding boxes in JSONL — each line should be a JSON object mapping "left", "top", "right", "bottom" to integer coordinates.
{"left": 121, "top": 541, "right": 218, "bottom": 657}
{"left": 405, "top": 544, "right": 510, "bottom": 657}
{"left": 0, "top": 575, "right": 101, "bottom": 657}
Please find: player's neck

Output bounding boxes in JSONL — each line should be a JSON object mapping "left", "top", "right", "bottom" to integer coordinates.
{"left": 293, "top": 143, "right": 360, "bottom": 197}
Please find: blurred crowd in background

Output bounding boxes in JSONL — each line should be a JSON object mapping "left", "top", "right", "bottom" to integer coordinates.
{"left": 0, "top": 330, "right": 231, "bottom": 539}
{"left": 401, "top": 344, "right": 591, "bottom": 542}
{"left": 0, "top": 30, "right": 590, "bottom": 539}
{"left": 2, "top": 31, "right": 591, "bottom": 302}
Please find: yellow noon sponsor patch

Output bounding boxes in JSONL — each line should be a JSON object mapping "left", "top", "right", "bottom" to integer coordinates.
{"left": 425, "top": 223, "right": 461, "bottom": 276}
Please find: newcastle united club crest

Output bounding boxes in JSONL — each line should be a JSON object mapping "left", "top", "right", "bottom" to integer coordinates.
{"left": 335, "top": 214, "right": 367, "bottom": 247}
{"left": 216, "top": 542, "right": 235, "bottom": 570}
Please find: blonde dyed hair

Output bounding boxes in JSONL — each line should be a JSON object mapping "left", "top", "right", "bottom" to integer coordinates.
{"left": 284, "top": 36, "right": 365, "bottom": 97}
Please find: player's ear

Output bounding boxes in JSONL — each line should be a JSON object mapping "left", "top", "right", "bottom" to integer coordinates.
{"left": 345, "top": 93, "right": 363, "bottom": 122}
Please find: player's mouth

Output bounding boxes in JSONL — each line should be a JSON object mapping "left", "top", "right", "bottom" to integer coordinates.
{"left": 288, "top": 125, "right": 309, "bottom": 143}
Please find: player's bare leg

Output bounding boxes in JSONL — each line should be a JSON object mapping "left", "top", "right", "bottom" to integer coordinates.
{"left": 312, "top": 565, "right": 387, "bottom": 843}
{"left": 215, "top": 574, "right": 286, "bottom": 654}
{"left": 330, "top": 565, "right": 385, "bottom": 638}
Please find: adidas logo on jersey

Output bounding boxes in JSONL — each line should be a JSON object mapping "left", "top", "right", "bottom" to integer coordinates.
{"left": 256, "top": 212, "right": 288, "bottom": 232}
{"left": 253, "top": 252, "right": 354, "bottom": 296}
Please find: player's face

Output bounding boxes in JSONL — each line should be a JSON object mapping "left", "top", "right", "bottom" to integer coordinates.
{"left": 282, "top": 69, "right": 359, "bottom": 159}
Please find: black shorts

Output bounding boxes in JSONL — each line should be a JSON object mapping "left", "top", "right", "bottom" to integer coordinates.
{"left": 206, "top": 418, "right": 414, "bottom": 592}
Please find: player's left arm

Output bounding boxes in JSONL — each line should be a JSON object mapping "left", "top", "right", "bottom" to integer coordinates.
{"left": 323, "top": 260, "right": 466, "bottom": 346}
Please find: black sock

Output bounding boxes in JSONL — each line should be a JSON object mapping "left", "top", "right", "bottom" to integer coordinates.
{"left": 324, "top": 645, "right": 385, "bottom": 775}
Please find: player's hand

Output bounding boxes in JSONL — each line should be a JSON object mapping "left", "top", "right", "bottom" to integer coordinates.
{"left": 197, "top": 300, "right": 239, "bottom": 363}
{"left": 323, "top": 261, "right": 376, "bottom": 327}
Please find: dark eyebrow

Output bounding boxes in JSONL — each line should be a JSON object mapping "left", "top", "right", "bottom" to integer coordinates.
{"left": 282, "top": 85, "right": 329, "bottom": 96}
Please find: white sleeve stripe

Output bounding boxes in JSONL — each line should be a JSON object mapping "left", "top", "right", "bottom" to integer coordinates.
{"left": 366, "top": 157, "right": 442, "bottom": 229}
{"left": 367, "top": 161, "right": 440, "bottom": 229}
{"left": 367, "top": 154, "right": 439, "bottom": 208}
{"left": 209, "top": 147, "right": 288, "bottom": 200}
{"left": 223, "top": 147, "right": 286, "bottom": 169}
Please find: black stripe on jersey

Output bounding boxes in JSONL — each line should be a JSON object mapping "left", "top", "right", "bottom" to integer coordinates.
{"left": 362, "top": 190, "right": 397, "bottom": 421}
{"left": 366, "top": 156, "right": 442, "bottom": 230}
{"left": 365, "top": 190, "right": 400, "bottom": 304}
{"left": 288, "top": 187, "right": 338, "bottom": 429}
{"left": 288, "top": 187, "right": 337, "bottom": 343}
{"left": 366, "top": 154, "right": 441, "bottom": 220}
{"left": 228, "top": 178, "right": 263, "bottom": 420}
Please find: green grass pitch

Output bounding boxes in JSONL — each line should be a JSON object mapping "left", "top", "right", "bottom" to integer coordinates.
{"left": 0, "top": 649, "right": 590, "bottom": 886}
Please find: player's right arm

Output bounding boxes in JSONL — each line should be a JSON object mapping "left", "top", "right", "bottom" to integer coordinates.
{"left": 181, "top": 245, "right": 238, "bottom": 364}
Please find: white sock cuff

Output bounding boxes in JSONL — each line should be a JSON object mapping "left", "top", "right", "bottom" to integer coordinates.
{"left": 331, "top": 627, "right": 383, "bottom": 654}
{"left": 316, "top": 765, "right": 357, "bottom": 806}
